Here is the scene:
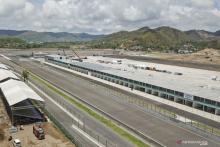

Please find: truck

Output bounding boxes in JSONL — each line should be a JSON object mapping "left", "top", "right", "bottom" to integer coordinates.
{"left": 13, "top": 139, "right": 21, "bottom": 147}
{"left": 33, "top": 123, "right": 45, "bottom": 140}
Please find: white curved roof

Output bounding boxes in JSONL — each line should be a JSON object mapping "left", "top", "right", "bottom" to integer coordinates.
{"left": 0, "top": 64, "right": 9, "bottom": 70}
{"left": 0, "top": 70, "right": 19, "bottom": 82}
{"left": 0, "top": 79, "right": 44, "bottom": 106}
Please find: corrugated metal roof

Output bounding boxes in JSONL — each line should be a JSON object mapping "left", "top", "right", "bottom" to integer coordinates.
{"left": 0, "top": 79, "right": 44, "bottom": 106}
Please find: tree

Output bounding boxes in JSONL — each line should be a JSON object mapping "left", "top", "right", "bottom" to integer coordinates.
{"left": 22, "top": 70, "right": 29, "bottom": 82}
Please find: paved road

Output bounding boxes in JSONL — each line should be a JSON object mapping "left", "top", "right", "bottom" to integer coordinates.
{"left": 10, "top": 58, "right": 220, "bottom": 147}
{"left": 106, "top": 55, "right": 220, "bottom": 72}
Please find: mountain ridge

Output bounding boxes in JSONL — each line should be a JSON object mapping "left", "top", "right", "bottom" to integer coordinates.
{"left": 88, "top": 26, "right": 220, "bottom": 49}
{"left": 0, "top": 30, "right": 103, "bottom": 42}
{"left": 0, "top": 27, "right": 220, "bottom": 43}
{"left": 0, "top": 26, "right": 220, "bottom": 49}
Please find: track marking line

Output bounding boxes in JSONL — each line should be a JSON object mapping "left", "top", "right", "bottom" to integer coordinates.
{"left": 0, "top": 54, "right": 11, "bottom": 60}
{"left": 29, "top": 82, "right": 84, "bottom": 126}
{"left": 71, "top": 124, "right": 105, "bottom": 147}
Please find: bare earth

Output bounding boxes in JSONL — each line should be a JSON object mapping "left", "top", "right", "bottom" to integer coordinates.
{"left": 148, "top": 48, "right": 220, "bottom": 65}
{"left": 0, "top": 96, "right": 75, "bottom": 147}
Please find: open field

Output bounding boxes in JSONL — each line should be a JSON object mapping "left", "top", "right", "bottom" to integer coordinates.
{"left": 147, "top": 49, "right": 220, "bottom": 65}
{"left": 90, "top": 48, "right": 219, "bottom": 71}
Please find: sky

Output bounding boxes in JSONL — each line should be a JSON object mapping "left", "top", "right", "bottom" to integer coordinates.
{"left": 0, "top": 0, "right": 220, "bottom": 34}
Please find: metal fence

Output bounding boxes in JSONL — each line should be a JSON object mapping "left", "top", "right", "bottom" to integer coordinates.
{"left": 97, "top": 83, "right": 220, "bottom": 138}
{"left": 43, "top": 108, "right": 84, "bottom": 147}
{"left": 129, "top": 98, "right": 220, "bottom": 137}
{"left": 31, "top": 79, "right": 117, "bottom": 147}
{"left": 61, "top": 98, "right": 117, "bottom": 147}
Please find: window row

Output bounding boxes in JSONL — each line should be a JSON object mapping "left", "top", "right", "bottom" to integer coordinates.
{"left": 49, "top": 58, "right": 220, "bottom": 109}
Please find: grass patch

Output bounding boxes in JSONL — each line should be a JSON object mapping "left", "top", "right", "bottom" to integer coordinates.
{"left": 30, "top": 73, "right": 149, "bottom": 147}
{"left": 191, "top": 122, "right": 220, "bottom": 136}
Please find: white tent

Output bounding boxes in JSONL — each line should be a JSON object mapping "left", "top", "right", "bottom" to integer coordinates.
{"left": 0, "top": 64, "right": 9, "bottom": 70}
{"left": 0, "top": 70, "right": 19, "bottom": 82}
{"left": 0, "top": 79, "right": 44, "bottom": 106}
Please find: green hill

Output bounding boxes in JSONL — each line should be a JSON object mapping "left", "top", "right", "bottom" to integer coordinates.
{"left": 89, "top": 26, "right": 220, "bottom": 50}
{"left": 89, "top": 26, "right": 189, "bottom": 50}
{"left": 0, "top": 27, "right": 220, "bottom": 50}
{"left": 0, "top": 30, "right": 103, "bottom": 42}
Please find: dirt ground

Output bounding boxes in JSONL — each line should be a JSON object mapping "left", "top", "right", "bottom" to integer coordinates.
{"left": 0, "top": 123, "right": 76, "bottom": 147}
{"left": 0, "top": 97, "right": 75, "bottom": 147}
{"left": 147, "top": 48, "right": 220, "bottom": 65}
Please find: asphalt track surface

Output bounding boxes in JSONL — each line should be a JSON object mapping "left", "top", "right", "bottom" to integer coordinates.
{"left": 7, "top": 57, "right": 220, "bottom": 147}
{"left": 32, "top": 79, "right": 130, "bottom": 147}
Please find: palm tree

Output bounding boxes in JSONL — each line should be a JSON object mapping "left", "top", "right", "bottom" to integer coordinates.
{"left": 22, "top": 70, "right": 29, "bottom": 82}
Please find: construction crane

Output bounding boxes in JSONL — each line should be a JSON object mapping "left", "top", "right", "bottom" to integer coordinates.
{"left": 71, "top": 49, "right": 83, "bottom": 62}
{"left": 57, "top": 48, "right": 66, "bottom": 56}
{"left": 58, "top": 48, "right": 85, "bottom": 62}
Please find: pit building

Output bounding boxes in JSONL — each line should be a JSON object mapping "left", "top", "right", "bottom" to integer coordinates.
{"left": 45, "top": 55, "right": 220, "bottom": 121}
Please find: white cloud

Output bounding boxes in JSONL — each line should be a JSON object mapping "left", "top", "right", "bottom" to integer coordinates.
{"left": 212, "top": 9, "right": 220, "bottom": 17}
{"left": 123, "top": 6, "right": 145, "bottom": 21}
{"left": 0, "top": 0, "right": 219, "bottom": 33}
{"left": 190, "top": 0, "right": 215, "bottom": 9}
{"left": 0, "top": 0, "right": 26, "bottom": 16}
{"left": 21, "top": 2, "right": 35, "bottom": 17}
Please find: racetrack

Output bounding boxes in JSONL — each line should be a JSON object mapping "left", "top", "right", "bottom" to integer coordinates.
{"left": 13, "top": 58, "right": 220, "bottom": 147}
